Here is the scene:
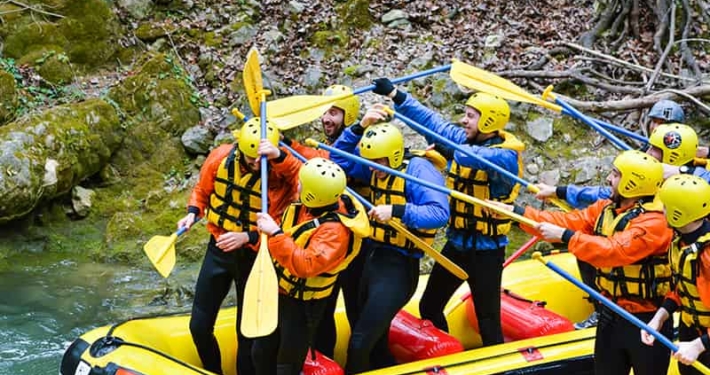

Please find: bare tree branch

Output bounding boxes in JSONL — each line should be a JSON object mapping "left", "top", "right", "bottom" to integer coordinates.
{"left": 645, "top": 2, "right": 675, "bottom": 92}
{"left": 552, "top": 85, "right": 710, "bottom": 112}
{"left": 563, "top": 41, "right": 696, "bottom": 82}
{"left": 6, "top": 0, "right": 64, "bottom": 18}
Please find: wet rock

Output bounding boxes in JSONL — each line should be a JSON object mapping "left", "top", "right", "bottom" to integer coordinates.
{"left": 181, "top": 126, "right": 214, "bottom": 155}
{"left": 228, "top": 24, "right": 257, "bottom": 47}
{"left": 525, "top": 117, "right": 554, "bottom": 142}
{"left": 118, "top": 0, "right": 153, "bottom": 20}
{"left": 526, "top": 163, "right": 540, "bottom": 175}
{"left": 72, "top": 186, "right": 95, "bottom": 218}
{"left": 539, "top": 169, "right": 561, "bottom": 186}
{"left": 382, "top": 9, "right": 408, "bottom": 24}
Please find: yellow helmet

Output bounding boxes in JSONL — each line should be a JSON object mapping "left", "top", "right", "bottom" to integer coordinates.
{"left": 299, "top": 157, "right": 346, "bottom": 208}
{"left": 465, "top": 92, "right": 510, "bottom": 133}
{"left": 658, "top": 174, "right": 710, "bottom": 227}
{"left": 324, "top": 85, "right": 360, "bottom": 126}
{"left": 359, "top": 123, "right": 404, "bottom": 168}
{"left": 237, "top": 117, "right": 280, "bottom": 158}
{"left": 612, "top": 150, "right": 664, "bottom": 198}
{"left": 648, "top": 123, "right": 698, "bottom": 166}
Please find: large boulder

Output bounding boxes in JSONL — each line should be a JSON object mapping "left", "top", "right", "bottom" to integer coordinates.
{"left": 0, "top": 99, "right": 122, "bottom": 224}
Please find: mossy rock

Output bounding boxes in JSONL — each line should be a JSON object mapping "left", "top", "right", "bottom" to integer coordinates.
{"left": 108, "top": 54, "right": 200, "bottom": 135}
{"left": 3, "top": 0, "right": 119, "bottom": 69}
{"left": 135, "top": 22, "right": 177, "bottom": 42}
{"left": 37, "top": 54, "right": 74, "bottom": 85}
{"left": 3, "top": 22, "right": 68, "bottom": 59}
{"left": 311, "top": 30, "right": 349, "bottom": 56}
{"left": 0, "top": 99, "right": 122, "bottom": 224}
{"left": 337, "top": 0, "right": 373, "bottom": 30}
{"left": 0, "top": 71, "right": 18, "bottom": 124}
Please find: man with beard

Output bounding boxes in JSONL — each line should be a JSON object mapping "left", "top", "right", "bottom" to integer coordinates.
{"left": 284, "top": 85, "right": 360, "bottom": 160}
{"left": 490, "top": 150, "right": 674, "bottom": 375}
{"left": 176, "top": 118, "right": 300, "bottom": 375}
{"left": 370, "top": 78, "right": 524, "bottom": 347}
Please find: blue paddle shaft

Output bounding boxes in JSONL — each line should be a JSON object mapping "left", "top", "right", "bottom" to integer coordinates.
{"left": 391, "top": 112, "right": 528, "bottom": 188}
{"left": 313, "top": 141, "right": 453, "bottom": 198}
{"left": 279, "top": 141, "right": 375, "bottom": 211}
{"left": 555, "top": 98, "right": 631, "bottom": 150}
{"left": 353, "top": 65, "right": 452, "bottom": 95}
{"left": 543, "top": 259, "right": 679, "bottom": 352}
{"left": 587, "top": 116, "right": 649, "bottom": 144}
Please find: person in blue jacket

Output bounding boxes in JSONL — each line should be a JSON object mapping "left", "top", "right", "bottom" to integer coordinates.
{"left": 330, "top": 115, "right": 449, "bottom": 373}
{"left": 370, "top": 78, "right": 525, "bottom": 347}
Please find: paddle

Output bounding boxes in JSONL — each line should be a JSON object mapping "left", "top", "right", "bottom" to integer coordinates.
{"left": 541, "top": 86, "right": 631, "bottom": 150}
{"left": 502, "top": 236, "right": 540, "bottom": 268}
{"left": 243, "top": 49, "right": 264, "bottom": 117}
{"left": 143, "top": 225, "right": 189, "bottom": 278}
{"left": 280, "top": 141, "right": 468, "bottom": 281}
{"left": 265, "top": 65, "right": 452, "bottom": 130}
{"left": 385, "top": 107, "right": 574, "bottom": 213}
{"left": 306, "top": 139, "right": 538, "bottom": 228}
{"left": 533, "top": 251, "right": 710, "bottom": 375}
{"left": 241, "top": 54, "right": 279, "bottom": 338}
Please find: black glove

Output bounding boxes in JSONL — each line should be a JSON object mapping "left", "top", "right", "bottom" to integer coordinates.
{"left": 372, "top": 78, "right": 396, "bottom": 97}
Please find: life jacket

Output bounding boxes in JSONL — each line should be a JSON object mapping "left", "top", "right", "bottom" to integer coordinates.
{"left": 274, "top": 193, "right": 371, "bottom": 300}
{"left": 368, "top": 160, "right": 437, "bottom": 251}
{"left": 669, "top": 233, "right": 710, "bottom": 328}
{"left": 593, "top": 198, "right": 671, "bottom": 303}
{"left": 445, "top": 131, "right": 524, "bottom": 237}
{"left": 205, "top": 145, "right": 261, "bottom": 232}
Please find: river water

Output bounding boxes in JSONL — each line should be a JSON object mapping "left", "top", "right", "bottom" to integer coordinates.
{"left": 0, "top": 251, "right": 207, "bottom": 375}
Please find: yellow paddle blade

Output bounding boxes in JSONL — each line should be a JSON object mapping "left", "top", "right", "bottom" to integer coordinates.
{"left": 243, "top": 49, "right": 264, "bottom": 117}
{"left": 388, "top": 220, "right": 468, "bottom": 280}
{"left": 265, "top": 92, "right": 352, "bottom": 130}
{"left": 450, "top": 59, "right": 563, "bottom": 113}
{"left": 143, "top": 233, "right": 178, "bottom": 278}
{"left": 241, "top": 234, "right": 279, "bottom": 338}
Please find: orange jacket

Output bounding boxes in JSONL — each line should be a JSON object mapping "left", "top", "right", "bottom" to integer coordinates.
{"left": 521, "top": 199, "right": 674, "bottom": 313}
{"left": 268, "top": 200, "right": 352, "bottom": 279}
{"left": 289, "top": 139, "right": 330, "bottom": 160}
{"left": 187, "top": 144, "right": 300, "bottom": 250}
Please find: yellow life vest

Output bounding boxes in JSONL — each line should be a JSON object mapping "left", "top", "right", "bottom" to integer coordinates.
{"left": 368, "top": 160, "right": 437, "bottom": 251}
{"left": 205, "top": 146, "right": 261, "bottom": 232}
{"left": 274, "top": 193, "right": 371, "bottom": 300}
{"left": 669, "top": 233, "right": 710, "bottom": 328}
{"left": 593, "top": 198, "right": 671, "bottom": 302}
{"left": 445, "top": 131, "right": 524, "bottom": 236}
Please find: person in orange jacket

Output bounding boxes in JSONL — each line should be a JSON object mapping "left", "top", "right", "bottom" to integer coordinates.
{"left": 490, "top": 150, "right": 674, "bottom": 375}
{"left": 176, "top": 118, "right": 300, "bottom": 375}
{"left": 642, "top": 175, "right": 710, "bottom": 375}
{"left": 251, "top": 157, "right": 370, "bottom": 375}
{"left": 280, "top": 85, "right": 369, "bottom": 358}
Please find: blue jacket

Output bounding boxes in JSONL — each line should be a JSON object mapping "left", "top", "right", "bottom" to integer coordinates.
{"left": 331, "top": 125, "right": 450, "bottom": 233}
{"left": 395, "top": 93, "right": 520, "bottom": 251}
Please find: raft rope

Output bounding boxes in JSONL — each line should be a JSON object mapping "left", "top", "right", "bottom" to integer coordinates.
{"left": 96, "top": 309, "right": 212, "bottom": 375}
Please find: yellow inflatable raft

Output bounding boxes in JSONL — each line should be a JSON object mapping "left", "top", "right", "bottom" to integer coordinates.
{"left": 60, "top": 252, "right": 682, "bottom": 375}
